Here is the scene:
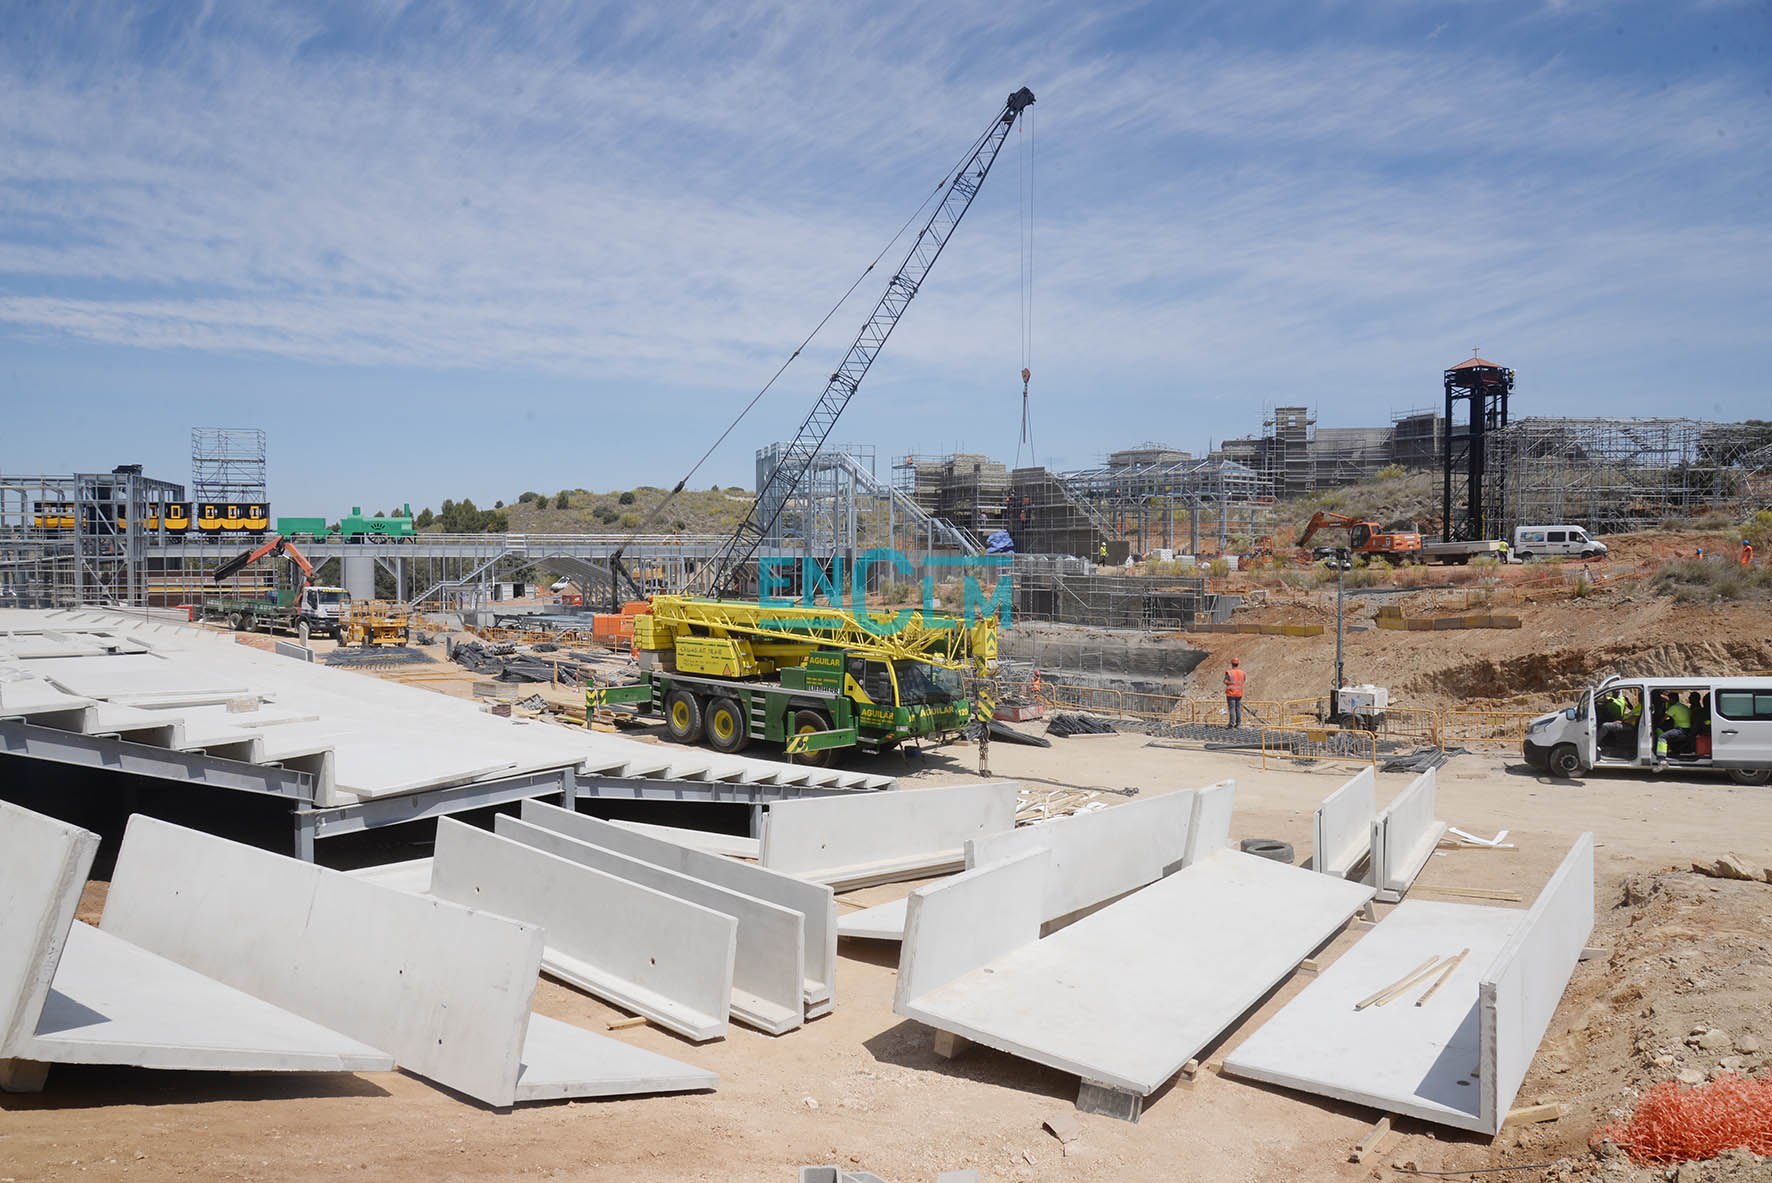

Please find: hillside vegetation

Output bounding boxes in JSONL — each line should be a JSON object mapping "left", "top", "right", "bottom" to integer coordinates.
{"left": 415, "top": 486, "right": 756, "bottom": 536}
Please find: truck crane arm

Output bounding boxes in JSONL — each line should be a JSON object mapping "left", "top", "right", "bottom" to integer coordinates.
{"left": 212, "top": 534, "right": 319, "bottom": 598}
{"left": 683, "top": 86, "right": 1036, "bottom": 598}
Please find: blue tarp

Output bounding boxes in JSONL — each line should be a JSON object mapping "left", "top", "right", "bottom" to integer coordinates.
{"left": 985, "top": 530, "right": 1015, "bottom": 554}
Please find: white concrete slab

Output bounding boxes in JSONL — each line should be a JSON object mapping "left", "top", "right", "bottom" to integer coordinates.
{"left": 1313, "top": 767, "right": 1375, "bottom": 878}
{"left": 609, "top": 820, "right": 761, "bottom": 859}
{"left": 1224, "top": 833, "right": 1595, "bottom": 1135}
{"left": 895, "top": 849, "right": 1374, "bottom": 1098}
{"left": 837, "top": 896, "right": 910, "bottom": 941}
{"left": 1183, "top": 779, "right": 1237, "bottom": 866}
{"left": 515, "top": 1013, "right": 716, "bottom": 1101}
{"left": 1222, "top": 900, "right": 1523, "bottom": 1131}
{"left": 520, "top": 801, "right": 837, "bottom": 1014}
{"left": 20, "top": 923, "right": 395, "bottom": 1073}
{"left": 100, "top": 816, "right": 547, "bottom": 1107}
{"left": 967, "top": 790, "right": 1196, "bottom": 926}
{"left": 495, "top": 816, "right": 802, "bottom": 1034}
{"left": 346, "top": 858, "right": 434, "bottom": 894}
{"left": 1480, "top": 832, "right": 1595, "bottom": 1131}
{"left": 761, "top": 782, "right": 1019, "bottom": 889}
{"left": 0, "top": 799, "right": 100, "bottom": 1053}
{"left": 429, "top": 819, "right": 735, "bottom": 1042}
{"left": 1372, "top": 769, "right": 1446, "bottom": 902}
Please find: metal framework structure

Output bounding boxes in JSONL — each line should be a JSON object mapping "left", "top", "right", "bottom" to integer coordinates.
{"left": 756, "top": 443, "right": 981, "bottom": 557}
{"left": 1442, "top": 358, "right": 1513, "bottom": 541}
{"left": 1482, "top": 416, "right": 1772, "bottom": 536}
{"left": 0, "top": 469, "right": 189, "bottom": 607}
{"left": 190, "top": 428, "right": 267, "bottom": 505}
{"left": 686, "top": 86, "right": 1036, "bottom": 597}
{"left": 1009, "top": 558, "right": 1232, "bottom": 629}
{"left": 1059, "top": 456, "right": 1273, "bottom": 555}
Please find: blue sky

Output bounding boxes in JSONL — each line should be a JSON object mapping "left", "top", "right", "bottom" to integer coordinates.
{"left": 2, "top": 0, "right": 1768, "bottom": 514}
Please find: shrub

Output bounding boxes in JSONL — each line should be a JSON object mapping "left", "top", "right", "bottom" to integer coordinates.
{"left": 1207, "top": 558, "right": 1230, "bottom": 577}
{"left": 1652, "top": 558, "right": 1772, "bottom": 602}
{"left": 555, "top": 491, "right": 570, "bottom": 509}
{"left": 518, "top": 491, "right": 541, "bottom": 504}
{"left": 1469, "top": 555, "right": 1499, "bottom": 568}
{"left": 591, "top": 505, "right": 619, "bottom": 525}
{"left": 618, "top": 491, "right": 637, "bottom": 506}
{"left": 619, "top": 513, "right": 640, "bottom": 529}
{"left": 1373, "top": 464, "right": 1408, "bottom": 481}
{"left": 494, "top": 499, "right": 504, "bottom": 509}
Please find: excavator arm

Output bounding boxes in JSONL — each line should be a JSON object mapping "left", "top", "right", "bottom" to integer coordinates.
{"left": 1297, "top": 511, "right": 1357, "bottom": 550}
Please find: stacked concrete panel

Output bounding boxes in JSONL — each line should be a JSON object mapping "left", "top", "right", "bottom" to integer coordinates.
{"left": 1312, "top": 767, "right": 1376, "bottom": 878}
{"left": 1224, "top": 834, "right": 1595, "bottom": 1134}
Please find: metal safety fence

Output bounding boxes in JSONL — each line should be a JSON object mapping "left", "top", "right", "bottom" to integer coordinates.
{"left": 1261, "top": 726, "right": 1378, "bottom": 769}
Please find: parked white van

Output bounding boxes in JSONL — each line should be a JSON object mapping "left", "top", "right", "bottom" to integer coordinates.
{"left": 1512, "top": 525, "right": 1607, "bottom": 560}
{"left": 1522, "top": 674, "right": 1772, "bottom": 784}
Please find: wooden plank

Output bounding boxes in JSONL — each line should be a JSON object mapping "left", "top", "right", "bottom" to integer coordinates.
{"left": 1415, "top": 885, "right": 1523, "bottom": 902}
{"left": 1354, "top": 957, "right": 1438, "bottom": 1011}
{"left": 1502, "top": 1101, "right": 1567, "bottom": 1128}
{"left": 605, "top": 1015, "right": 648, "bottom": 1031}
{"left": 1349, "top": 1114, "right": 1394, "bottom": 1163}
{"left": 1413, "top": 947, "right": 1470, "bottom": 1007}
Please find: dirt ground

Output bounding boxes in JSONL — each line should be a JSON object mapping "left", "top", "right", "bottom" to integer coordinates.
{"left": 6, "top": 722, "right": 1771, "bottom": 1183}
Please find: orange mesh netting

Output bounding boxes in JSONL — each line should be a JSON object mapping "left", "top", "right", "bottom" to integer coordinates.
{"left": 1595, "top": 1073, "right": 1772, "bottom": 1164}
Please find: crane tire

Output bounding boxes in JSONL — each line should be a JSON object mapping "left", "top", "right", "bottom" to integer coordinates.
{"left": 705, "top": 697, "right": 750, "bottom": 753}
{"left": 790, "top": 709, "right": 836, "bottom": 768}
{"left": 664, "top": 689, "right": 705, "bottom": 743}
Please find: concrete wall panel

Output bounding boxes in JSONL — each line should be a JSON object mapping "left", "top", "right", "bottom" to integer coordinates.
{"left": 893, "top": 850, "right": 1047, "bottom": 1008}
{"left": 520, "top": 800, "right": 837, "bottom": 1009}
{"left": 428, "top": 820, "right": 735, "bottom": 1042}
{"left": 761, "top": 782, "right": 1019, "bottom": 888}
{"left": 494, "top": 815, "right": 801, "bottom": 1034}
{"left": 1313, "top": 768, "right": 1375, "bottom": 878}
{"left": 1480, "top": 832, "right": 1595, "bottom": 1130}
{"left": 1373, "top": 769, "right": 1444, "bottom": 899}
{"left": 0, "top": 801, "right": 99, "bottom": 1052}
{"left": 1183, "top": 780, "right": 1237, "bottom": 866}
{"left": 100, "top": 815, "right": 546, "bottom": 1106}
{"left": 965, "top": 790, "right": 1196, "bottom": 923}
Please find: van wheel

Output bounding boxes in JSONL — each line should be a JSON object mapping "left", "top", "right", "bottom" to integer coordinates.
{"left": 705, "top": 697, "right": 750, "bottom": 753}
{"left": 1515, "top": 551, "right": 1532, "bottom": 561}
{"left": 790, "top": 709, "right": 835, "bottom": 768}
{"left": 664, "top": 690, "right": 704, "bottom": 743}
{"left": 1727, "top": 768, "right": 1771, "bottom": 786}
{"left": 1548, "top": 744, "right": 1583, "bottom": 779}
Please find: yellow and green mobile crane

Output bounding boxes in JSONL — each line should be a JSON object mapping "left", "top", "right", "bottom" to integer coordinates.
{"left": 595, "top": 596, "right": 997, "bottom": 766}
{"left": 594, "top": 87, "right": 1035, "bottom": 770}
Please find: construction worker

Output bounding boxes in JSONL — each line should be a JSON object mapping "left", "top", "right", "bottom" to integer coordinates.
{"left": 1742, "top": 539, "right": 1754, "bottom": 568}
{"left": 1223, "top": 658, "right": 1246, "bottom": 729}
{"left": 1098, "top": 540, "right": 1109, "bottom": 565}
{"left": 1655, "top": 692, "right": 1693, "bottom": 767}
{"left": 1597, "top": 687, "right": 1640, "bottom": 758}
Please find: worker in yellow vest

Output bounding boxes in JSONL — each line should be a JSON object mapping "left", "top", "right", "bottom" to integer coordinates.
{"left": 1223, "top": 658, "right": 1246, "bottom": 729}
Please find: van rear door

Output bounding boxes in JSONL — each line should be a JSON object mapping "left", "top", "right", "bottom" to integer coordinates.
{"left": 1712, "top": 686, "right": 1772, "bottom": 768}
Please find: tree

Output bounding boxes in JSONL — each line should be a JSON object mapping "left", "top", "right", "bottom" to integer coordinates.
{"left": 415, "top": 507, "right": 434, "bottom": 528}
{"left": 618, "top": 491, "right": 636, "bottom": 506}
{"left": 555, "top": 491, "right": 570, "bottom": 509}
{"left": 487, "top": 510, "right": 509, "bottom": 532}
{"left": 518, "top": 491, "right": 541, "bottom": 504}
{"left": 494, "top": 499, "right": 504, "bottom": 509}
{"left": 592, "top": 505, "right": 619, "bottom": 525}
{"left": 372, "top": 510, "right": 385, "bottom": 518}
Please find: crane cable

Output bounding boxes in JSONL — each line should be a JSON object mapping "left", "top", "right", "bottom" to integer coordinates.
{"left": 614, "top": 115, "right": 1007, "bottom": 554}
{"left": 1015, "top": 104, "right": 1035, "bottom": 469}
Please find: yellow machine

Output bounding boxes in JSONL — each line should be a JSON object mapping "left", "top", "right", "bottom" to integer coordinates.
{"left": 339, "top": 600, "right": 413, "bottom": 647}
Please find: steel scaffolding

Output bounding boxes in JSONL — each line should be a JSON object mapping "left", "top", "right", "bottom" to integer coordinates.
{"left": 190, "top": 428, "right": 267, "bottom": 505}
{"left": 1059, "top": 457, "right": 1273, "bottom": 555}
{"left": 1483, "top": 417, "right": 1772, "bottom": 535}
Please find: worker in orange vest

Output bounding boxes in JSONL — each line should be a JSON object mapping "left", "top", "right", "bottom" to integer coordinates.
{"left": 1742, "top": 539, "right": 1754, "bottom": 568}
{"left": 1223, "top": 658, "right": 1246, "bottom": 729}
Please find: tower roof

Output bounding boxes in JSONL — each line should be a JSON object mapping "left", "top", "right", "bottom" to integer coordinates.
{"left": 1449, "top": 356, "right": 1502, "bottom": 370}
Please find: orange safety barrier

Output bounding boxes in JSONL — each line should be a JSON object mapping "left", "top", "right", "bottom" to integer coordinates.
{"left": 1596, "top": 1073, "right": 1772, "bottom": 1164}
{"left": 1440, "top": 709, "right": 1543, "bottom": 746}
{"left": 1260, "top": 726, "right": 1377, "bottom": 770}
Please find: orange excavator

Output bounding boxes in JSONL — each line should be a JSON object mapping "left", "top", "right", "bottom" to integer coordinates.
{"left": 1296, "top": 511, "right": 1422, "bottom": 559}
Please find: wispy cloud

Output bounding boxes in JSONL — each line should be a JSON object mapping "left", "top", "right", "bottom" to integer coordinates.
{"left": 0, "top": 0, "right": 1766, "bottom": 476}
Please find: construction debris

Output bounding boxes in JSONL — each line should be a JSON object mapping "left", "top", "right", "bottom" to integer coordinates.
{"left": 1046, "top": 712, "right": 1116, "bottom": 737}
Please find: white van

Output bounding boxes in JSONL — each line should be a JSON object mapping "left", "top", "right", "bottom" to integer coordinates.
{"left": 1512, "top": 524, "right": 1607, "bottom": 560}
{"left": 1522, "top": 674, "right": 1772, "bottom": 784}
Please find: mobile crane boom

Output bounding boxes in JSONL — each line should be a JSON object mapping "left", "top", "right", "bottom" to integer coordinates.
{"left": 683, "top": 86, "right": 1036, "bottom": 598}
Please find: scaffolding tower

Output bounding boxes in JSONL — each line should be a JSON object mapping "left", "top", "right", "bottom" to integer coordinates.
{"left": 1483, "top": 417, "right": 1772, "bottom": 537}
{"left": 190, "top": 428, "right": 267, "bottom": 506}
{"left": 1442, "top": 357, "right": 1513, "bottom": 541}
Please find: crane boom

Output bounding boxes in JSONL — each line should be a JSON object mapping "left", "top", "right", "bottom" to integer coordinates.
{"left": 683, "top": 86, "right": 1036, "bottom": 598}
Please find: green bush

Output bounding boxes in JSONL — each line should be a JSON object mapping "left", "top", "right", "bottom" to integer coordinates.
{"left": 1468, "top": 555, "right": 1499, "bottom": 568}
{"left": 518, "top": 491, "right": 541, "bottom": 504}
{"left": 1373, "top": 464, "right": 1408, "bottom": 481}
{"left": 1208, "top": 558, "right": 1230, "bottom": 577}
{"left": 618, "top": 491, "right": 637, "bottom": 506}
{"left": 1652, "top": 558, "right": 1772, "bottom": 602}
{"left": 555, "top": 491, "right": 570, "bottom": 509}
{"left": 619, "top": 513, "right": 640, "bottom": 529}
{"left": 591, "top": 505, "right": 619, "bottom": 525}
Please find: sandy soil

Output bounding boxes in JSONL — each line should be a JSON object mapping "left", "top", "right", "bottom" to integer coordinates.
{"left": 7, "top": 726, "right": 1771, "bottom": 1183}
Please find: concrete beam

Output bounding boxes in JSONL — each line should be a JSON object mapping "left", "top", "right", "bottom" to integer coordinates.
{"left": 0, "top": 799, "right": 100, "bottom": 1053}
{"left": 761, "top": 782, "right": 1019, "bottom": 889}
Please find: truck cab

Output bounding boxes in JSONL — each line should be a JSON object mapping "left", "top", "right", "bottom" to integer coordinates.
{"left": 1522, "top": 674, "right": 1772, "bottom": 784}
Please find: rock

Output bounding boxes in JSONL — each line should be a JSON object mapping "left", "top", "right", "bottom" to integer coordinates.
{"left": 1719, "top": 1056, "right": 1744, "bottom": 1071}
{"left": 1653, "top": 1055, "right": 1674, "bottom": 1067}
{"left": 1698, "top": 1029, "right": 1732, "bottom": 1050}
{"left": 1677, "top": 1068, "right": 1706, "bottom": 1085}
{"left": 1694, "top": 853, "right": 1758, "bottom": 881}
{"left": 1738, "top": 1034, "right": 1761, "bottom": 1054}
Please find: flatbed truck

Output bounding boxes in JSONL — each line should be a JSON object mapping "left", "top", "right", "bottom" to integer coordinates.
{"left": 1417, "top": 539, "right": 1509, "bottom": 564}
